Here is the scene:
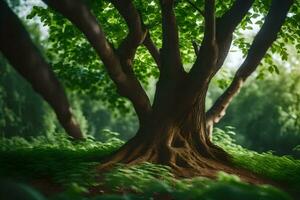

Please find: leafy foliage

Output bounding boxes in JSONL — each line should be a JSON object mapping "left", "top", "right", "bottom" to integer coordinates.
{"left": 0, "top": 56, "right": 58, "bottom": 138}
{"left": 213, "top": 127, "right": 300, "bottom": 189}
{"left": 0, "top": 132, "right": 123, "bottom": 187}
{"left": 0, "top": 56, "right": 138, "bottom": 140}
{"left": 25, "top": 0, "right": 300, "bottom": 110}
{"left": 2, "top": 1, "right": 300, "bottom": 199}
{"left": 1, "top": 128, "right": 299, "bottom": 199}
{"left": 216, "top": 70, "right": 300, "bottom": 157}
{"left": 102, "top": 163, "right": 292, "bottom": 200}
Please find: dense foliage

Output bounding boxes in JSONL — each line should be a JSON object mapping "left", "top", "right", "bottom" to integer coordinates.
{"left": 2, "top": 53, "right": 300, "bottom": 155}
{"left": 0, "top": 56, "right": 57, "bottom": 138}
{"left": 1, "top": 128, "right": 299, "bottom": 200}
{"left": 215, "top": 70, "right": 300, "bottom": 157}
{"left": 26, "top": 0, "right": 300, "bottom": 109}
{"left": 0, "top": 56, "right": 138, "bottom": 140}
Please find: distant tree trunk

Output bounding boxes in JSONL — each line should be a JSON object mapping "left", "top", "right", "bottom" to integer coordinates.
{"left": 0, "top": 0, "right": 83, "bottom": 139}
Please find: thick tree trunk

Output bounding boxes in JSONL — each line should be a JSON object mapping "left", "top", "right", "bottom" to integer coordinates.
{"left": 100, "top": 115, "right": 227, "bottom": 177}
{"left": 98, "top": 79, "right": 268, "bottom": 184}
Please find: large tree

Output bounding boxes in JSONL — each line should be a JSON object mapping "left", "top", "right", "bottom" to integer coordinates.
{"left": 1, "top": 0, "right": 299, "bottom": 180}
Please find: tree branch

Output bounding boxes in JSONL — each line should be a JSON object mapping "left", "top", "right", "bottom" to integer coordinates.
{"left": 215, "top": 0, "right": 254, "bottom": 70}
{"left": 189, "top": 0, "right": 217, "bottom": 84}
{"left": 191, "top": 0, "right": 254, "bottom": 77}
{"left": 217, "top": 0, "right": 254, "bottom": 39}
{"left": 203, "top": 0, "right": 216, "bottom": 45}
{"left": 43, "top": 0, "right": 152, "bottom": 124}
{"left": 159, "top": 0, "right": 184, "bottom": 77}
{"left": 0, "top": 1, "right": 83, "bottom": 139}
{"left": 192, "top": 40, "right": 199, "bottom": 55}
{"left": 206, "top": 0, "right": 294, "bottom": 131}
{"left": 110, "top": 0, "right": 147, "bottom": 73}
{"left": 43, "top": 0, "right": 125, "bottom": 83}
{"left": 184, "top": 0, "right": 204, "bottom": 16}
{"left": 143, "top": 31, "right": 161, "bottom": 69}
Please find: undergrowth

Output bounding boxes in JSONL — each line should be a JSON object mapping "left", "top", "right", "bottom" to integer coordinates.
{"left": 0, "top": 128, "right": 299, "bottom": 200}
{"left": 213, "top": 127, "right": 300, "bottom": 187}
{"left": 0, "top": 132, "right": 123, "bottom": 187}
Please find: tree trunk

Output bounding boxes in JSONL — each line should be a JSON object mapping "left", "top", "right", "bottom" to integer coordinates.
{"left": 98, "top": 78, "right": 268, "bottom": 184}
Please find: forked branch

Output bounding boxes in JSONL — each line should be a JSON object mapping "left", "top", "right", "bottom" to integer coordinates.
{"left": 110, "top": 0, "right": 161, "bottom": 70}
{"left": 43, "top": 0, "right": 152, "bottom": 124}
{"left": 215, "top": 0, "right": 254, "bottom": 70}
{"left": 110, "top": 0, "right": 147, "bottom": 72}
{"left": 191, "top": 0, "right": 254, "bottom": 79}
{"left": 206, "top": 0, "right": 294, "bottom": 130}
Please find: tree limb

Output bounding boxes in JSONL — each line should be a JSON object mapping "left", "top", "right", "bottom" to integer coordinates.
{"left": 159, "top": 0, "right": 184, "bottom": 77}
{"left": 191, "top": 0, "right": 254, "bottom": 77}
{"left": 203, "top": 0, "right": 216, "bottom": 45}
{"left": 192, "top": 40, "right": 199, "bottom": 55}
{"left": 110, "top": 0, "right": 147, "bottom": 73}
{"left": 206, "top": 0, "right": 294, "bottom": 131}
{"left": 189, "top": 0, "right": 217, "bottom": 84}
{"left": 0, "top": 1, "right": 83, "bottom": 139}
{"left": 192, "top": 0, "right": 254, "bottom": 73}
{"left": 184, "top": 0, "right": 204, "bottom": 16}
{"left": 43, "top": 0, "right": 152, "bottom": 124}
{"left": 215, "top": 0, "right": 254, "bottom": 70}
{"left": 43, "top": 0, "right": 125, "bottom": 83}
{"left": 143, "top": 31, "right": 161, "bottom": 69}
{"left": 217, "top": 0, "right": 254, "bottom": 40}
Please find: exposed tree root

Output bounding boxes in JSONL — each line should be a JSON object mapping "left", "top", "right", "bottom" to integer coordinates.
{"left": 97, "top": 135, "right": 276, "bottom": 186}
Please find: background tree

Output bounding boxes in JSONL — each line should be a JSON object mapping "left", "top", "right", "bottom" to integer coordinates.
{"left": 1, "top": 0, "right": 299, "bottom": 181}
{"left": 216, "top": 69, "right": 300, "bottom": 158}
{"left": 0, "top": 0, "right": 83, "bottom": 139}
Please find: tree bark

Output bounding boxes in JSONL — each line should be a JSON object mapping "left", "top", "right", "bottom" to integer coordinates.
{"left": 206, "top": 0, "right": 293, "bottom": 136}
{"left": 0, "top": 1, "right": 83, "bottom": 139}
{"left": 2, "top": 0, "right": 293, "bottom": 184}
{"left": 96, "top": 0, "right": 293, "bottom": 183}
{"left": 98, "top": 80, "right": 269, "bottom": 184}
{"left": 43, "top": 0, "right": 153, "bottom": 125}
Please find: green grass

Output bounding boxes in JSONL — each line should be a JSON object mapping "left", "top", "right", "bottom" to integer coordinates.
{"left": 213, "top": 127, "right": 300, "bottom": 187}
{"left": 0, "top": 133, "right": 123, "bottom": 186}
{"left": 0, "top": 129, "right": 299, "bottom": 200}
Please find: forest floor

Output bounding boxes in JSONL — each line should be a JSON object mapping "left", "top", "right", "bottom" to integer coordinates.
{"left": 1, "top": 128, "right": 300, "bottom": 200}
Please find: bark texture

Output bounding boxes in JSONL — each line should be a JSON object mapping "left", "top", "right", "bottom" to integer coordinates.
{"left": 0, "top": 0, "right": 294, "bottom": 183}
{"left": 97, "top": 0, "right": 293, "bottom": 182}
{"left": 99, "top": 82, "right": 269, "bottom": 184}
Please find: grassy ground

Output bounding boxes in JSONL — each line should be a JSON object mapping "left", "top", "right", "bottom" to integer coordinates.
{"left": 0, "top": 128, "right": 300, "bottom": 200}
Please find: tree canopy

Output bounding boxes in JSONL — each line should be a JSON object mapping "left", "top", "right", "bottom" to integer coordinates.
{"left": 27, "top": 0, "right": 300, "bottom": 111}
